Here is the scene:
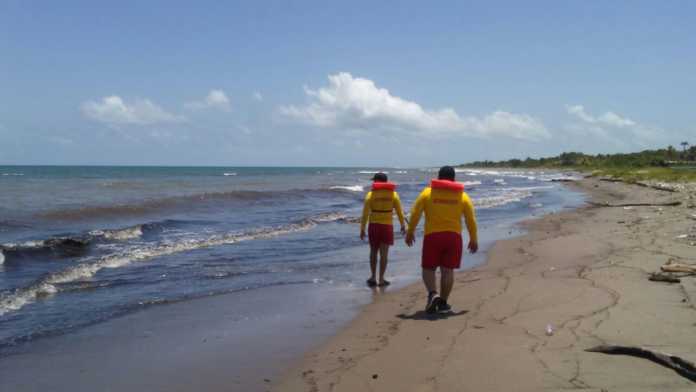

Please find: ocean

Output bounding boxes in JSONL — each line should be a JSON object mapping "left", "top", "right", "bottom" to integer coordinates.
{"left": 0, "top": 166, "right": 584, "bottom": 360}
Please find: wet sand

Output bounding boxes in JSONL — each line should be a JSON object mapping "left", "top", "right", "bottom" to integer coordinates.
{"left": 0, "top": 284, "right": 367, "bottom": 392}
{"left": 275, "top": 178, "right": 696, "bottom": 391}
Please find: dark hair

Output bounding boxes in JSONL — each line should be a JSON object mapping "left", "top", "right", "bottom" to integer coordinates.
{"left": 438, "top": 166, "right": 455, "bottom": 181}
{"left": 372, "top": 172, "right": 388, "bottom": 182}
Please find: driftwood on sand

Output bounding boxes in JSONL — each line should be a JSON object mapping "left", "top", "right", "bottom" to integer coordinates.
{"left": 550, "top": 178, "right": 576, "bottom": 183}
{"left": 648, "top": 272, "right": 681, "bottom": 283}
{"left": 587, "top": 201, "right": 682, "bottom": 208}
{"left": 597, "top": 178, "right": 678, "bottom": 192}
{"left": 635, "top": 181, "right": 679, "bottom": 193}
{"left": 586, "top": 345, "right": 696, "bottom": 382}
{"left": 661, "top": 259, "right": 696, "bottom": 274}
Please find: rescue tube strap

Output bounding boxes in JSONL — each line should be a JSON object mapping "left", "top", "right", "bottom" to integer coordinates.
{"left": 431, "top": 179, "right": 464, "bottom": 192}
{"left": 372, "top": 182, "right": 396, "bottom": 191}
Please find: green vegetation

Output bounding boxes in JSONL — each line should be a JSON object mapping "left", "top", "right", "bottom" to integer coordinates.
{"left": 588, "top": 167, "right": 696, "bottom": 182}
{"left": 459, "top": 144, "right": 696, "bottom": 182}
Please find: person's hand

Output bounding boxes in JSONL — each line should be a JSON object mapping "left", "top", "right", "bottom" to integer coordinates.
{"left": 468, "top": 241, "right": 478, "bottom": 254}
{"left": 360, "top": 230, "right": 366, "bottom": 241}
{"left": 405, "top": 232, "right": 415, "bottom": 247}
{"left": 400, "top": 226, "right": 406, "bottom": 235}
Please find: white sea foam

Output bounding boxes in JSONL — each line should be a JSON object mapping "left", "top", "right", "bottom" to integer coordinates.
{"left": 473, "top": 186, "right": 549, "bottom": 209}
{"left": 493, "top": 179, "right": 506, "bottom": 184}
{"left": 357, "top": 171, "right": 388, "bottom": 174}
{"left": 475, "top": 193, "right": 529, "bottom": 209}
{"left": 0, "top": 250, "right": 4, "bottom": 265}
{"left": 90, "top": 225, "right": 143, "bottom": 241}
{"left": 223, "top": 172, "right": 237, "bottom": 176}
{"left": 309, "top": 212, "right": 348, "bottom": 223}
{"left": 330, "top": 185, "right": 364, "bottom": 192}
{"left": 0, "top": 214, "right": 343, "bottom": 316}
{"left": 0, "top": 240, "right": 46, "bottom": 250}
{"left": 1, "top": 173, "right": 24, "bottom": 176}
{"left": 461, "top": 181, "right": 482, "bottom": 187}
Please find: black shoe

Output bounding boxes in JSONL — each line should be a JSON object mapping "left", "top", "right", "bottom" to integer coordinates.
{"left": 426, "top": 292, "right": 442, "bottom": 314}
{"left": 366, "top": 278, "right": 377, "bottom": 287}
{"left": 438, "top": 300, "right": 452, "bottom": 313}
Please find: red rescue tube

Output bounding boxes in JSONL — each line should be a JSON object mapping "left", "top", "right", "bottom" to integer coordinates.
{"left": 430, "top": 179, "right": 464, "bottom": 192}
{"left": 372, "top": 182, "right": 396, "bottom": 191}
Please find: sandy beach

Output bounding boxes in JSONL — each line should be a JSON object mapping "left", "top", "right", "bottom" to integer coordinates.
{"left": 275, "top": 177, "right": 696, "bottom": 391}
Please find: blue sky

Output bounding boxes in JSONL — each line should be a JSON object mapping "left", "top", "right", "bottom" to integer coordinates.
{"left": 1, "top": 1, "right": 694, "bottom": 166}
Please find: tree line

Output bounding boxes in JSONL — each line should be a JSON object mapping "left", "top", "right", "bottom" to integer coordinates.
{"left": 460, "top": 142, "right": 696, "bottom": 168}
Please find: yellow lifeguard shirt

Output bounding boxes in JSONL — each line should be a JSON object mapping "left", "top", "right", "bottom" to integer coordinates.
{"left": 360, "top": 188, "right": 406, "bottom": 231}
{"left": 407, "top": 180, "right": 477, "bottom": 242}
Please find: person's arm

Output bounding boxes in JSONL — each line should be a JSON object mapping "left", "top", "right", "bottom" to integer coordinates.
{"left": 360, "top": 191, "right": 372, "bottom": 240}
{"left": 393, "top": 192, "right": 406, "bottom": 233}
{"left": 406, "top": 190, "right": 427, "bottom": 246}
{"left": 462, "top": 193, "right": 478, "bottom": 253}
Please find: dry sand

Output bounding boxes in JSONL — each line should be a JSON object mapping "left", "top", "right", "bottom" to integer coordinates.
{"left": 275, "top": 178, "right": 696, "bottom": 391}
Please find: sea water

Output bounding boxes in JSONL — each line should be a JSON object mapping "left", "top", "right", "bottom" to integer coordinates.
{"left": 0, "top": 166, "right": 584, "bottom": 353}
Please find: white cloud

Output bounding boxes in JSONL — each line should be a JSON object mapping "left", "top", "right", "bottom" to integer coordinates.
{"left": 564, "top": 104, "right": 662, "bottom": 148}
{"left": 185, "top": 89, "right": 231, "bottom": 112}
{"left": 566, "top": 105, "right": 636, "bottom": 128}
{"left": 252, "top": 91, "right": 263, "bottom": 102}
{"left": 81, "top": 96, "right": 185, "bottom": 125}
{"left": 280, "top": 72, "right": 549, "bottom": 140}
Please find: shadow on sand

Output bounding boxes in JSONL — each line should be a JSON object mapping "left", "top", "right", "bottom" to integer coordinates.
{"left": 396, "top": 310, "right": 468, "bottom": 321}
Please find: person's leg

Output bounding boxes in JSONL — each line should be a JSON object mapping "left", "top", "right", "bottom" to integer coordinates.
{"left": 368, "top": 246, "right": 378, "bottom": 284}
{"left": 378, "top": 244, "right": 389, "bottom": 285}
{"left": 438, "top": 233, "right": 462, "bottom": 311}
{"left": 422, "top": 267, "right": 441, "bottom": 312}
{"left": 440, "top": 267, "right": 454, "bottom": 300}
{"left": 422, "top": 267, "right": 437, "bottom": 293}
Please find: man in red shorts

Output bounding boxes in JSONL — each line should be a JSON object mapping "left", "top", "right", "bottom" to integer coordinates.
{"left": 405, "top": 166, "right": 478, "bottom": 313}
{"left": 360, "top": 172, "right": 406, "bottom": 287}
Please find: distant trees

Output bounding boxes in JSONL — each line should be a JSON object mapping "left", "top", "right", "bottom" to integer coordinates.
{"left": 459, "top": 143, "right": 695, "bottom": 168}
{"left": 681, "top": 141, "right": 690, "bottom": 160}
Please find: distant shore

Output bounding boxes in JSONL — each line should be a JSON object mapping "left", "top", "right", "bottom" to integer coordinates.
{"left": 275, "top": 177, "right": 696, "bottom": 391}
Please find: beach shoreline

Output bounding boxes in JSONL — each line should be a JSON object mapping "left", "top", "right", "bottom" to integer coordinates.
{"left": 274, "top": 177, "right": 696, "bottom": 391}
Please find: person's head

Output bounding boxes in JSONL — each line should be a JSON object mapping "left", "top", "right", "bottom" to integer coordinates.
{"left": 372, "top": 172, "right": 388, "bottom": 183}
{"left": 438, "top": 166, "right": 456, "bottom": 181}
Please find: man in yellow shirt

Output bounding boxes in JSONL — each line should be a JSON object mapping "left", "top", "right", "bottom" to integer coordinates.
{"left": 360, "top": 173, "right": 406, "bottom": 287}
{"left": 406, "top": 166, "right": 478, "bottom": 313}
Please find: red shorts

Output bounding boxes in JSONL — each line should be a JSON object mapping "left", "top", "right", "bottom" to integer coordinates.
{"left": 422, "top": 232, "right": 463, "bottom": 269}
{"left": 368, "top": 223, "right": 394, "bottom": 248}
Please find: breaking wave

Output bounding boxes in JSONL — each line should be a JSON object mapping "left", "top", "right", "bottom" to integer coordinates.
{"left": 89, "top": 225, "right": 143, "bottom": 241}
{"left": 357, "top": 170, "right": 388, "bottom": 174}
{"left": 329, "top": 185, "right": 364, "bottom": 192}
{"left": 0, "top": 237, "right": 91, "bottom": 260}
{"left": 0, "top": 224, "right": 148, "bottom": 264}
{"left": 0, "top": 212, "right": 350, "bottom": 316}
{"left": 474, "top": 186, "right": 551, "bottom": 209}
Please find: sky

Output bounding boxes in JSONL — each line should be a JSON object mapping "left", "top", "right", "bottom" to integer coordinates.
{"left": 1, "top": 1, "right": 695, "bottom": 166}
